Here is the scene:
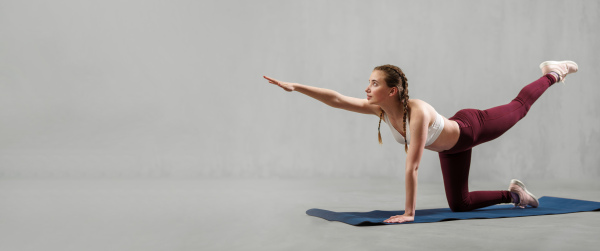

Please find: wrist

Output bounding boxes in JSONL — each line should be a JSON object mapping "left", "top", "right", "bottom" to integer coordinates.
{"left": 404, "top": 205, "right": 416, "bottom": 216}
{"left": 291, "top": 83, "right": 299, "bottom": 91}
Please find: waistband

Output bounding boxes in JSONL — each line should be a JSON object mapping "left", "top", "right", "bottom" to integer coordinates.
{"left": 439, "top": 110, "right": 477, "bottom": 155}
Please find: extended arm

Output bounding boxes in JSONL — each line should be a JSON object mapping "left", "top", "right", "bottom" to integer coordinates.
{"left": 263, "top": 76, "right": 380, "bottom": 115}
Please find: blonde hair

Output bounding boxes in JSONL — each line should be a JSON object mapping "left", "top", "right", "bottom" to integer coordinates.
{"left": 374, "top": 64, "right": 410, "bottom": 153}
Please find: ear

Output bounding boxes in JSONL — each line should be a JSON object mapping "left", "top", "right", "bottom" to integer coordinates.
{"left": 389, "top": 87, "right": 398, "bottom": 97}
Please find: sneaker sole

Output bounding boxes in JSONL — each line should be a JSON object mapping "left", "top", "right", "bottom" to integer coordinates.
{"left": 510, "top": 179, "right": 540, "bottom": 208}
{"left": 539, "top": 60, "right": 578, "bottom": 70}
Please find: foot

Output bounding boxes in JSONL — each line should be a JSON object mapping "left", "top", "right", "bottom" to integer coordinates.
{"left": 508, "top": 179, "right": 539, "bottom": 208}
{"left": 539, "top": 61, "right": 578, "bottom": 83}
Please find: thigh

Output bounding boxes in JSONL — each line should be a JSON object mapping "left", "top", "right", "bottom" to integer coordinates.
{"left": 438, "top": 149, "right": 472, "bottom": 204}
{"left": 474, "top": 76, "right": 553, "bottom": 145}
{"left": 475, "top": 101, "right": 526, "bottom": 144}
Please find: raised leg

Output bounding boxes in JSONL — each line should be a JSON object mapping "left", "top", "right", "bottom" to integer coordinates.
{"left": 472, "top": 74, "right": 556, "bottom": 146}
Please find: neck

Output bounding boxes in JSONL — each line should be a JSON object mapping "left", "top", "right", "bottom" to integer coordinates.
{"left": 379, "top": 98, "right": 405, "bottom": 120}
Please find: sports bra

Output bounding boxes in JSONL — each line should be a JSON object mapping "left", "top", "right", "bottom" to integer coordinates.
{"left": 383, "top": 112, "right": 445, "bottom": 146}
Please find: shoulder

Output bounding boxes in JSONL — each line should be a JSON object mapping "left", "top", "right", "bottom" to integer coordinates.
{"left": 408, "top": 99, "right": 433, "bottom": 109}
{"left": 408, "top": 99, "right": 430, "bottom": 116}
{"left": 407, "top": 99, "right": 434, "bottom": 125}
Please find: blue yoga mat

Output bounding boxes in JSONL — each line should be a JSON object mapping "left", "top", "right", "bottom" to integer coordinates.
{"left": 306, "top": 196, "right": 600, "bottom": 226}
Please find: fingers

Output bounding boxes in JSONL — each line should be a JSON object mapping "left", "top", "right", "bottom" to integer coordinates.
{"left": 384, "top": 216, "right": 397, "bottom": 223}
{"left": 383, "top": 215, "right": 412, "bottom": 224}
{"left": 386, "top": 219, "right": 404, "bottom": 223}
{"left": 263, "top": 76, "right": 277, "bottom": 83}
{"left": 263, "top": 76, "right": 280, "bottom": 85}
{"left": 264, "top": 75, "right": 293, "bottom": 92}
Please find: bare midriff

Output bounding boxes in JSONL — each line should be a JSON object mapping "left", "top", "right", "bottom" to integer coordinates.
{"left": 425, "top": 117, "right": 461, "bottom": 152}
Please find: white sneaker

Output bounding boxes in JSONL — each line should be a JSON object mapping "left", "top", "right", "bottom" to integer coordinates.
{"left": 539, "top": 61, "right": 578, "bottom": 83}
{"left": 508, "top": 179, "right": 539, "bottom": 208}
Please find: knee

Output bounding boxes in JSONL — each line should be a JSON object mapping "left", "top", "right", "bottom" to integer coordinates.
{"left": 448, "top": 201, "right": 472, "bottom": 212}
{"left": 511, "top": 98, "right": 531, "bottom": 116}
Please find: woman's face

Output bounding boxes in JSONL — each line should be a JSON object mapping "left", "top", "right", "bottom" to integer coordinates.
{"left": 365, "top": 70, "right": 394, "bottom": 104}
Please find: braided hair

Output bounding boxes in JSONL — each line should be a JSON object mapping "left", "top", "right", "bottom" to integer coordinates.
{"left": 374, "top": 64, "right": 410, "bottom": 153}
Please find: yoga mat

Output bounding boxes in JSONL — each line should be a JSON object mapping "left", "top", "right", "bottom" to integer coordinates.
{"left": 306, "top": 196, "right": 600, "bottom": 226}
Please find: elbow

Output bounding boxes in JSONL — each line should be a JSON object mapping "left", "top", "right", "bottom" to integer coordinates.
{"left": 328, "top": 94, "right": 342, "bottom": 108}
{"left": 405, "top": 164, "right": 419, "bottom": 173}
{"left": 410, "top": 168, "right": 419, "bottom": 174}
{"left": 328, "top": 100, "right": 340, "bottom": 108}
{"left": 405, "top": 166, "right": 418, "bottom": 181}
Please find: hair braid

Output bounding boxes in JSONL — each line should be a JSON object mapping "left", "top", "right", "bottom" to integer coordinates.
{"left": 399, "top": 72, "right": 410, "bottom": 153}
{"left": 373, "top": 64, "right": 410, "bottom": 153}
{"left": 378, "top": 109, "right": 384, "bottom": 144}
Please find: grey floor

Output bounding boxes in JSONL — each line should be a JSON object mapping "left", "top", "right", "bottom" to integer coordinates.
{"left": 0, "top": 178, "right": 599, "bottom": 251}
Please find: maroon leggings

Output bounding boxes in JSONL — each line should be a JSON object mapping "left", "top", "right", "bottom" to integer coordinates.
{"left": 438, "top": 74, "right": 556, "bottom": 212}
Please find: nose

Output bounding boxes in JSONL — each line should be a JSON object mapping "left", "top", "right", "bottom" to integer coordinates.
{"left": 365, "top": 85, "right": 370, "bottom": 93}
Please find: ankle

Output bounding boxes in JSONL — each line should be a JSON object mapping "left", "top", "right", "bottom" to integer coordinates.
{"left": 510, "top": 192, "right": 520, "bottom": 204}
{"left": 549, "top": 71, "right": 561, "bottom": 83}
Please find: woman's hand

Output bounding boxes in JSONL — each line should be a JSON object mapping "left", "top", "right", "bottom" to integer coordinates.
{"left": 264, "top": 76, "right": 295, "bottom": 92}
{"left": 383, "top": 214, "right": 415, "bottom": 224}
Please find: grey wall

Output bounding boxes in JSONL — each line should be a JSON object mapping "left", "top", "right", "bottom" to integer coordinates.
{"left": 1, "top": 0, "right": 599, "bottom": 181}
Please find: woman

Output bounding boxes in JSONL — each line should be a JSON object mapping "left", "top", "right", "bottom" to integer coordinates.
{"left": 263, "top": 61, "right": 578, "bottom": 223}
